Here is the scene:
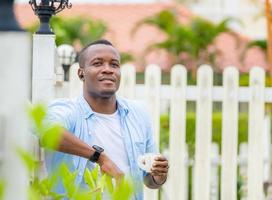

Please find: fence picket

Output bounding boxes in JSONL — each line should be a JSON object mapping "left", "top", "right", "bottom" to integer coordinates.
{"left": 144, "top": 64, "right": 161, "bottom": 200}
{"left": 193, "top": 65, "right": 213, "bottom": 200}
{"left": 168, "top": 65, "right": 187, "bottom": 200}
{"left": 221, "top": 67, "right": 239, "bottom": 200}
{"left": 247, "top": 67, "right": 265, "bottom": 200}
{"left": 118, "top": 64, "right": 136, "bottom": 99}
{"left": 211, "top": 143, "right": 220, "bottom": 200}
{"left": 69, "top": 63, "right": 82, "bottom": 98}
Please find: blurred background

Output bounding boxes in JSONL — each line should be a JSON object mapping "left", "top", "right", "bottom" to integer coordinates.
{"left": 14, "top": 0, "right": 269, "bottom": 77}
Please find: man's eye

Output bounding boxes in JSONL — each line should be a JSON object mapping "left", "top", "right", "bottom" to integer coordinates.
{"left": 93, "top": 62, "right": 102, "bottom": 66}
{"left": 112, "top": 63, "right": 120, "bottom": 68}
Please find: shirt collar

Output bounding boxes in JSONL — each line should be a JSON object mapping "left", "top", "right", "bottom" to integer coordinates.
{"left": 77, "top": 95, "right": 129, "bottom": 119}
{"left": 78, "top": 95, "right": 95, "bottom": 119}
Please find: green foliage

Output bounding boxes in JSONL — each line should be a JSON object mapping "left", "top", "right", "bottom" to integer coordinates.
{"left": 241, "top": 39, "right": 267, "bottom": 63}
{"left": 17, "top": 148, "right": 37, "bottom": 173}
{"left": 0, "top": 180, "right": 4, "bottom": 200}
{"left": 247, "top": 39, "right": 267, "bottom": 51}
{"left": 28, "top": 104, "right": 63, "bottom": 150}
{"left": 24, "top": 104, "right": 134, "bottom": 200}
{"left": 134, "top": 9, "right": 236, "bottom": 68}
{"left": 160, "top": 112, "right": 248, "bottom": 157}
{"left": 27, "top": 16, "right": 107, "bottom": 47}
{"left": 120, "top": 52, "right": 134, "bottom": 64}
{"left": 111, "top": 178, "right": 134, "bottom": 200}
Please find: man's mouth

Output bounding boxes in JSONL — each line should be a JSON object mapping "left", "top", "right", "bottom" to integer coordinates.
{"left": 99, "top": 77, "right": 115, "bottom": 82}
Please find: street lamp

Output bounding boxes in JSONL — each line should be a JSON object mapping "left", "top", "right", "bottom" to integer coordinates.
{"left": 0, "top": 0, "right": 22, "bottom": 31}
{"left": 57, "top": 44, "right": 77, "bottom": 81}
{"left": 29, "top": 0, "right": 72, "bottom": 34}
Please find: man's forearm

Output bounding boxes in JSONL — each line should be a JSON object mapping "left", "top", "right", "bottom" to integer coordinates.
{"left": 56, "top": 129, "right": 124, "bottom": 179}
{"left": 57, "top": 129, "right": 94, "bottom": 159}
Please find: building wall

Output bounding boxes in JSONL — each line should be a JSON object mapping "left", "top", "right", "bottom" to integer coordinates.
{"left": 189, "top": 0, "right": 266, "bottom": 39}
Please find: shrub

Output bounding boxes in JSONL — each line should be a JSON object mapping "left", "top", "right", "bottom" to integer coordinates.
{"left": 160, "top": 112, "right": 248, "bottom": 157}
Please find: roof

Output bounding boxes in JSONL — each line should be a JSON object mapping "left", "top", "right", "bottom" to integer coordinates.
{"left": 14, "top": 3, "right": 268, "bottom": 72}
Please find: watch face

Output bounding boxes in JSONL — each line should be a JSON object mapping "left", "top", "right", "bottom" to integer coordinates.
{"left": 93, "top": 145, "right": 104, "bottom": 153}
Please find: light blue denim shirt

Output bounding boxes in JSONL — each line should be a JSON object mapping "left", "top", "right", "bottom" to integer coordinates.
{"left": 45, "top": 95, "right": 157, "bottom": 200}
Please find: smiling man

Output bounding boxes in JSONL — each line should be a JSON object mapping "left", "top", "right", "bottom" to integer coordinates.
{"left": 45, "top": 39, "right": 169, "bottom": 200}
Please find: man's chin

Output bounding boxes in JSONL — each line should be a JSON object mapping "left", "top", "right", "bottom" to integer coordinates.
{"left": 100, "top": 90, "right": 116, "bottom": 98}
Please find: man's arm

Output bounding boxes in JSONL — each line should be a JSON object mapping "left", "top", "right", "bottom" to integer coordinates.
{"left": 57, "top": 129, "right": 124, "bottom": 180}
{"left": 144, "top": 155, "right": 169, "bottom": 189}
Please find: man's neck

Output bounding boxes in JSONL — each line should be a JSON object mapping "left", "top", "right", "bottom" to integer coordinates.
{"left": 83, "top": 93, "right": 117, "bottom": 114}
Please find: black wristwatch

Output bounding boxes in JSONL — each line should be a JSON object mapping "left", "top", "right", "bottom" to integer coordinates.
{"left": 89, "top": 145, "right": 104, "bottom": 163}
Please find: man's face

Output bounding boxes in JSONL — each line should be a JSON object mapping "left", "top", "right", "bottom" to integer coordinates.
{"left": 79, "top": 44, "right": 121, "bottom": 98}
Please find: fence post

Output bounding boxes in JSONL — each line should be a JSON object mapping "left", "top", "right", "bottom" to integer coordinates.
{"left": 32, "top": 35, "right": 56, "bottom": 103}
{"left": 32, "top": 34, "right": 56, "bottom": 179}
{"left": 144, "top": 64, "right": 161, "bottom": 200}
{"left": 69, "top": 63, "right": 82, "bottom": 98}
{"left": 193, "top": 65, "right": 213, "bottom": 200}
{"left": 0, "top": 31, "right": 31, "bottom": 200}
{"left": 168, "top": 65, "right": 187, "bottom": 200}
{"left": 221, "top": 67, "right": 239, "bottom": 200}
{"left": 247, "top": 67, "right": 265, "bottom": 200}
{"left": 117, "top": 64, "right": 136, "bottom": 99}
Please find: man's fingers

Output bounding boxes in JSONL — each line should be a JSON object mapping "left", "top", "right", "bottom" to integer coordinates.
{"left": 155, "top": 155, "right": 167, "bottom": 161}
{"left": 150, "top": 172, "right": 168, "bottom": 177}
{"left": 151, "top": 167, "right": 168, "bottom": 173}
{"left": 153, "top": 160, "right": 168, "bottom": 168}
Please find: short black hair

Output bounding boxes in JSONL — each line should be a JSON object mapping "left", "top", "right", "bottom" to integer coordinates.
{"left": 78, "top": 39, "right": 114, "bottom": 68}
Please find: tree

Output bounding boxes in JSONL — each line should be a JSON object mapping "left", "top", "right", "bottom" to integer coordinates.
{"left": 28, "top": 16, "right": 107, "bottom": 50}
{"left": 133, "top": 9, "right": 237, "bottom": 73}
{"left": 28, "top": 16, "right": 134, "bottom": 64}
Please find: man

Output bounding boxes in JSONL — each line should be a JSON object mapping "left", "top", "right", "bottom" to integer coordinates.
{"left": 45, "top": 39, "right": 169, "bottom": 199}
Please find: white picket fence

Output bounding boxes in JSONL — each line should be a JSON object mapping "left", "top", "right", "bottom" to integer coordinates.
{"left": 46, "top": 61, "right": 272, "bottom": 200}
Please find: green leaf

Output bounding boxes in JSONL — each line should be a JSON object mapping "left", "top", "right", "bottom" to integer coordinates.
{"left": 97, "top": 174, "right": 107, "bottom": 192}
{"left": 91, "top": 165, "right": 99, "bottom": 182}
{"left": 84, "top": 168, "right": 95, "bottom": 189}
{"left": 16, "top": 148, "right": 37, "bottom": 172}
{"left": 73, "top": 190, "right": 94, "bottom": 200}
{"left": 40, "top": 124, "right": 63, "bottom": 149}
{"left": 105, "top": 175, "right": 114, "bottom": 194}
{"left": 28, "top": 186, "right": 41, "bottom": 200}
{"left": 111, "top": 179, "right": 134, "bottom": 200}
{"left": 0, "top": 181, "right": 4, "bottom": 200}
{"left": 28, "top": 104, "right": 47, "bottom": 132}
{"left": 60, "top": 164, "right": 78, "bottom": 198}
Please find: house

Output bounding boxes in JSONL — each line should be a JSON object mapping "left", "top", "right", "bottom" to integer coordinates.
{"left": 15, "top": 2, "right": 268, "bottom": 72}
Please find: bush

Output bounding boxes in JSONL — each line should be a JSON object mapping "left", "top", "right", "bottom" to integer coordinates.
{"left": 160, "top": 112, "right": 248, "bottom": 157}
{"left": 0, "top": 104, "right": 134, "bottom": 200}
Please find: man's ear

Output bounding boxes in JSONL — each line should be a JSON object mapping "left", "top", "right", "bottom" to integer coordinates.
{"left": 78, "top": 68, "right": 85, "bottom": 81}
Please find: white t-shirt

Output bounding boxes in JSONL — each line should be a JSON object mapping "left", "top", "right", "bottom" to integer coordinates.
{"left": 91, "top": 110, "right": 130, "bottom": 174}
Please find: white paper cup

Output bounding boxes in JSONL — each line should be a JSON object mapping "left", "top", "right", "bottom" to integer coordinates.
{"left": 137, "top": 153, "right": 158, "bottom": 172}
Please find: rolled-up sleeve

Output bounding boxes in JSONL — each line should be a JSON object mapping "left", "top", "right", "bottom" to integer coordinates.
{"left": 46, "top": 99, "right": 76, "bottom": 132}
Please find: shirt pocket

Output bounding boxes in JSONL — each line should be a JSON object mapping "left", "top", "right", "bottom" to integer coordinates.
{"left": 134, "top": 141, "right": 146, "bottom": 155}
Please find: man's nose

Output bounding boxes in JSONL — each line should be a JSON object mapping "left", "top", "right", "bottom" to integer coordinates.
{"left": 102, "top": 63, "right": 113, "bottom": 73}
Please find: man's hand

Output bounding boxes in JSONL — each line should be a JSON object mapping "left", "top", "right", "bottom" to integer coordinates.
{"left": 150, "top": 155, "right": 169, "bottom": 185}
{"left": 144, "top": 154, "right": 169, "bottom": 189}
{"left": 97, "top": 153, "right": 124, "bottom": 183}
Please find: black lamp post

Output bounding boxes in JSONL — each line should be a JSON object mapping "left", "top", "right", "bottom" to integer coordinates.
{"left": 0, "top": 0, "right": 22, "bottom": 31}
{"left": 29, "top": 0, "right": 71, "bottom": 34}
